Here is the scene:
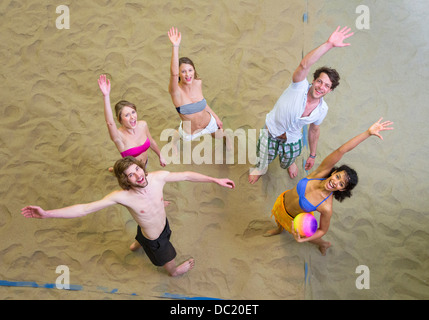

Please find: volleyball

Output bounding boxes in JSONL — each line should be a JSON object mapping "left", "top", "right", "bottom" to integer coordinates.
{"left": 293, "top": 213, "right": 317, "bottom": 237}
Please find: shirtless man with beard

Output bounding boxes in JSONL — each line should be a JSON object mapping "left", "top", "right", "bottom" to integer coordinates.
{"left": 21, "top": 156, "right": 235, "bottom": 277}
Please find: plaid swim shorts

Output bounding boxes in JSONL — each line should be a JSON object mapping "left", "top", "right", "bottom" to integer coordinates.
{"left": 255, "top": 127, "right": 302, "bottom": 171}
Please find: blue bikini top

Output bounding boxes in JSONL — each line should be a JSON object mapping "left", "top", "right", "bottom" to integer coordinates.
{"left": 176, "top": 98, "right": 207, "bottom": 115}
{"left": 297, "top": 178, "right": 332, "bottom": 212}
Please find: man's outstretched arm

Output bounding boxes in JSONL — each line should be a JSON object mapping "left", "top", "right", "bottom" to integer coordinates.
{"left": 163, "top": 171, "right": 235, "bottom": 189}
{"left": 21, "top": 191, "right": 122, "bottom": 219}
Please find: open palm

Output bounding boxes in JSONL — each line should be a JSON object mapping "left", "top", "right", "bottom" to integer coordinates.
{"left": 368, "top": 118, "right": 394, "bottom": 140}
{"left": 328, "top": 26, "right": 354, "bottom": 47}
{"left": 98, "top": 74, "right": 111, "bottom": 96}
{"left": 168, "top": 27, "right": 181, "bottom": 46}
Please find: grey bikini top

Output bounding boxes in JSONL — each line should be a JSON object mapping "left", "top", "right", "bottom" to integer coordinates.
{"left": 176, "top": 98, "right": 207, "bottom": 115}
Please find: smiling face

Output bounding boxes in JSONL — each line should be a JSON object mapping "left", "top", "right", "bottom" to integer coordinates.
{"left": 325, "top": 170, "right": 349, "bottom": 192}
{"left": 179, "top": 63, "right": 195, "bottom": 84}
{"left": 115, "top": 100, "right": 137, "bottom": 128}
{"left": 114, "top": 156, "right": 148, "bottom": 191}
{"left": 124, "top": 164, "right": 148, "bottom": 189}
{"left": 119, "top": 106, "right": 137, "bottom": 128}
{"left": 310, "top": 72, "right": 333, "bottom": 99}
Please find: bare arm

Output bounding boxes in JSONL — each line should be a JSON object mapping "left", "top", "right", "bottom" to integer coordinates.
{"left": 168, "top": 27, "right": 181, "bottom": 100}
{"left": 293, "top": 26, "right": 354, "bottom": 83}
{"left": 21, "top": 191, "right": 122, "bottom": 219}
{"left": 163, "top": 171, "right": 235, "bottom": 189}
{"left": 292, "top": 208, "right": 332, "bottom": 242}
{"left": 313, "top": 118, "right": 394, "bottom": 177}
{"left": 304, "top": 123, "right": 320, "bottom": 171}
{"left": 98, "top": 75, "right": 122, "bottom": 146}
{"left": 144, "top": 123, "right": 166, "bottom": 167}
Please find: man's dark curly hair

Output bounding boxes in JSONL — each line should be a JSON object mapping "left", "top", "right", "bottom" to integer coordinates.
{"left": 313, "top": 66, "right": 340, "bottom": 91}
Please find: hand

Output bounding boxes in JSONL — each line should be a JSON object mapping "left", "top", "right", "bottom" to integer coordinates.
{"left": 368, "top": 117, "right": 394, "bottom": 140}
{"left": 217, "top": 178, "right": 235, "bottom": 189}
{"left": 98, "top": 74, "right": 111, "bottom": 96}
{"left": 291, "top": 221, "right": 303, "bottom": 243}
{"left": 304, "top": 157, "right": 315, "bottom": 171}
{"left": 216, "top": 118, "right": 223, "bottom": 130}
{"left": 327, "top": 26, "right": 354, "bottom": 47}
{"left": 159, "top": 155, "right": 167, "bottom": 167}
{"left": 21, "top": 206, "right": 48, "bottom": 219}
{"left": 168, "top": 27, "right": 181, "bottom": 47}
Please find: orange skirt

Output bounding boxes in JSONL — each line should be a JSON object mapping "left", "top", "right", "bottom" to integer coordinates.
{"left": 271, "top": 190, "right": 295, "bottom": 233}
{"left": 271, "top": 190, "right": 314, "bottom": 234}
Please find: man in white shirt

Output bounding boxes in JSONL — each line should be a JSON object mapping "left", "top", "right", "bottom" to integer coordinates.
{"left": 249, "top": 26, "right": 354, "bottom": 184}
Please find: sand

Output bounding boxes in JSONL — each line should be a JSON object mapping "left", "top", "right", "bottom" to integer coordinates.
{"left": 1, "top": 0, "right": 428, "bottom": 300}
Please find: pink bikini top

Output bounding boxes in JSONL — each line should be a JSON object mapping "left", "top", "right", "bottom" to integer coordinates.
{"left": 120, "top": 138, "right": 150, "bottom": 158}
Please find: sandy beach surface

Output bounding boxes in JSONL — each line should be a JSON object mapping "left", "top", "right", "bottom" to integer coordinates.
{"left": 1, "top": 0, "right": 428, "bottom": 300}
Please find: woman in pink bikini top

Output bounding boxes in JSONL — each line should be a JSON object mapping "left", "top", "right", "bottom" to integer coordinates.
{"left": 98, "top": 74, "right": 166, "bottom": 169}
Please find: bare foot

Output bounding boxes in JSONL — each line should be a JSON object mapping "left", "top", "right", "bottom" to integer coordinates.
{"left": 129, "top": 240, "right": 141, "bottom": 251}
{"left": 287, "top": 163, "right": 298, "bottom": 179}
{"left": 263, "top": 226, "right": 283, "bottom": 237}
{"left": 318, "top": 241, "right": 331, "bottom": 256}
{"left": 169, "top": 258, "right": 195, "bottom": 277}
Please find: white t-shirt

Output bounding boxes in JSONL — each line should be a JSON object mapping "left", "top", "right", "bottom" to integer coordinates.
{"left": 265, "top": 78, "right": 328, "bottom": 143}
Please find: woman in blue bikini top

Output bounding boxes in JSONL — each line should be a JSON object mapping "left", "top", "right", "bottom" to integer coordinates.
{"left": 98, "top": 75, "right": 166, "bottom": 169}
{"left": 276, "top": 118, "right": 394, "bottom": 250}
{"left": 296, "top": 177, "right": 333, "bottom": 213}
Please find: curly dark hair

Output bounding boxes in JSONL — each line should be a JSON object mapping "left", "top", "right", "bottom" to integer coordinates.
{"left": 328, "top": 164, "right": 358, "bottom": 202}
{"left": 313, "top": 66, "right": 340, "bottom": 91}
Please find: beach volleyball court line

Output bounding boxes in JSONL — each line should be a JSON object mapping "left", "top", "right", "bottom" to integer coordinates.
{"left": 0, "top": 279, "right": 225, "bottom": 299}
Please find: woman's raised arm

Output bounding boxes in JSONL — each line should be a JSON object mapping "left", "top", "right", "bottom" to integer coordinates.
{"left": 168, "top": 27, "right": 181, "bottom": 97}
{"left": 98, "top": 74, "right": 121, "bottom": 144}
{"left": 313, "top": 118, "right": 394, "bottom": 177}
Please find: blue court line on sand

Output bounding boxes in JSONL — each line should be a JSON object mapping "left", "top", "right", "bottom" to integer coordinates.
{"left": 160, "top": 292, "right": 222, "bottom": 300}
{"left": 302, "top": 124, "right": 309, "bottom": 175}
{"left": 0, "top": 280, "right": 219, "bottom": 299}
{"left": 0, "top": 280, "right": 83, "bottom": 291}
{"left": 0, "top": 279, "right": 137, "bottom": 296}
{"left": 303, "top": 12, "right": 308, "bottom": 23}
{"left": 304, "top": 262, "right": 309, "bottom": 285}
{"left": 302, "top": 124, "right": 309, "bottom": 149}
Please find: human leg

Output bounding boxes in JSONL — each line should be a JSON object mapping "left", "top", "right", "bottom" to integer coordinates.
{"left": 163, "top": 258, "right": 195, "bottom": 277}
{"left": 249, "top": 127, "right": 279, "bottom": 184}
{"left": 130, "top": 240, "right": 141, "bottom": 251}
{"left": 134, "top": 221, "right": 178, "bottom": 268}
{"left": 263, "top": 220, "right": 284, "bottom": 237}
{"left": 278, "top": 139, "right": 302, "bottom": 179}
{"left": 265, "top": 191, "right": 293, "bottom": 236}
{"left": 309, "top": 238, "right": 331, "bottom": 256}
